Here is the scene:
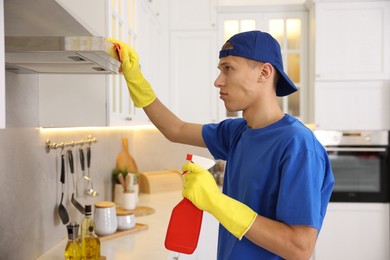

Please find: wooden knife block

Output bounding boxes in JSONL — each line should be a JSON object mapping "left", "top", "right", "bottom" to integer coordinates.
{"left": 139, "top": 170, "right": 183, "bottom": 194}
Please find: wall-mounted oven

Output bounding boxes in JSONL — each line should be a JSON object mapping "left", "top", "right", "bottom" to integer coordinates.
{"left": 314, "top": 130, "right": 389, "bottom": 202}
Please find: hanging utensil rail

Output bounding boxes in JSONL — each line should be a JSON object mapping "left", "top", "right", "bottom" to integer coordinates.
{"left": 45, "top": 135, "right": 97, "bottom": 153}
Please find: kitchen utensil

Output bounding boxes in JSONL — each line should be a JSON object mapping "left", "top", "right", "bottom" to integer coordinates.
{"left": 85, "top": 146, "right": 98, "bottom": 196}
{"left": 58, "top": 154, "right": 69, "bottom": 224}
{"left": 116, "top": 137, "right": 139, "bottom": 173}
{"left": 125, "top": 173, "right": 131, "bottom": 191}
{"left": 165, "top": 154, "right": 215, "bottom": 254}
{"left": 80, "top": 147, "right": 86, "bottom": 178}
{"left": 118, "top": 173, "right": 126, "bottom": 192}
{"left": 68, "top": 149, "right": 85, "bottom": 214}
{"left": 79, "top": 147, "right": 97, "bottom": 197}
{"left": 113, "top": 184, "right": 124, "bottom": 205}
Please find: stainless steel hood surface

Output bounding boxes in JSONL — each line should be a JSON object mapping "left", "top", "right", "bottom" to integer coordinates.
{"left": 5, "top": 36, "right": 121, "bottom": 74}
{"left": 4, "top": 0, "right": 120, "bottom": 74}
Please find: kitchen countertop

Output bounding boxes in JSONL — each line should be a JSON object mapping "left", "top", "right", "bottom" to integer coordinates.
{"left": 37, "top": 191, "right": 185, "bottom": 259}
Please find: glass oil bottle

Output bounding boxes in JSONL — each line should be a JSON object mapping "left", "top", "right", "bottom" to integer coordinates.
{"left": 65, "top": 222, "right": 82, "bottom": 260}
{"left": 80, "top": 205, "right": 94, "bottom": 241}
{"left": 81, "top": 225, "right": 100, "bottom": 259}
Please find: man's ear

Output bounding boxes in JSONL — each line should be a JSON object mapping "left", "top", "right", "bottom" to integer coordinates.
{"left": 258, "top": 63, "right": 273, "bottom": 81}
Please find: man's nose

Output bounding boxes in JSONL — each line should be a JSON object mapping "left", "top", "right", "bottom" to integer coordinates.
{"left": 214, "top": 73, "right": 224, "bottom": 88}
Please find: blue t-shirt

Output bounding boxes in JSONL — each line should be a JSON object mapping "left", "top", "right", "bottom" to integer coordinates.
{"left": 202, "top": 114, "right": 334, "bottom": 260}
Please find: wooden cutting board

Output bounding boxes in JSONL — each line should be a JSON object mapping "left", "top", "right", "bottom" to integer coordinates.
{"left": 99, "top": 223, "right": 148, "bottom": 242}
{"left": 116, "top": 137, "right": 139, "bottom": 173}
{"left": 116, "top": 205, "right": 155, "bottom": 217}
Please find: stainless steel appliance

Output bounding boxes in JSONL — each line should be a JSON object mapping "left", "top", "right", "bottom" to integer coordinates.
{"left": 5, "top": 36, "right": 121, "bottom": 74}
{"left": 4, "top": 0, "right": 121, "bottom": 74}
{"left": 314, "top": 130, "right": 390, "bottom": 202}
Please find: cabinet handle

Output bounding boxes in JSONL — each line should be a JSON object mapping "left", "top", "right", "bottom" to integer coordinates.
{"left": 126, "top": 117, "right": 133, "bottom": 121}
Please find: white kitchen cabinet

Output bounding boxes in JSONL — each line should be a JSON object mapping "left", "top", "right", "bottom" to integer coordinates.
{"left": 107, "top": 0, "right": 138, "bottom": 125}
{"left": 37, "top": 0, "right": 165, "bottom": 127}
{"left": 313, "top": 203, "right": 390, "bottom": 260}
{"left": 170, "top": 0, "right": 217, "bottom": 31}
{"left": 107, "top": 0, "right": 165, "bottom": 126}
{"left": 315, "top": 81, "right": 390, "bottom": 130}
{"left": 170, "top": 30, "right": 219, "bottom": 124}
{"left": 310, "top": 1, "right": 390, "bottom": 81}
{"left": 169, "top": 0, "right": 219, "bottom": 124}
{"left": 308, "top": 0, "right": 390, "bottom": 130}
{"left": 128, "top": 0, "right": 164, "bottom": 123}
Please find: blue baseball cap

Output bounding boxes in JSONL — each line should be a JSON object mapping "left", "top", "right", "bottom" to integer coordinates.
{"left": 219, "top": 30, "right": 297, "bottom": 96}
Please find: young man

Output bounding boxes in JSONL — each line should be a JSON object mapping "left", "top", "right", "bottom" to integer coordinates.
{"left": 109, "top": 30, "right": 334, "bottom": 260}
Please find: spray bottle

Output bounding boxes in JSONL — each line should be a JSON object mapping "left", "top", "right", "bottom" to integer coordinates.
{"left": 165, "top": 154, "right": 215, "bottom": 254}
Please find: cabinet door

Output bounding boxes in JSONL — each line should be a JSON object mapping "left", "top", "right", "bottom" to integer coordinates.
{"left": 170, "top": 31, "right": 219, "bottom": 124}
{"left": 108, "top": 0, "right": 162, "bottom": 125}
{"left": 107, "top": 0, "right": 137, "bottom": 125}
{"left": 136, "top": 0, "right": 161, "bottom": 107}
{"left": 314, "top": 203, "right": 390, "bottom": 260}
{"left": 170, "top": 0, "right": 216, "bottom": 30}
{"left": 315, "top": 2, "right": 390, "bottom": 81}
{"left": 314, "top": 81, "right": 390, "bottom": 130}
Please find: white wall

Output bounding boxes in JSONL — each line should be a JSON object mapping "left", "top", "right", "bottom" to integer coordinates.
{"left": 0, "top": 0, "right": 5, "bottom": 129}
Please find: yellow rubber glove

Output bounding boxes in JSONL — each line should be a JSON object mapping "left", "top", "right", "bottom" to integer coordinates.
{"left": 107, "top": 38, "right": 156, "bottom": 108}
{"left": 182, "top": 162, "right": 257, "bottom": 240}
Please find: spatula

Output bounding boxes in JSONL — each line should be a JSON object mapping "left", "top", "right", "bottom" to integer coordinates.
{"left": 68, "top": 149, "right": 85, "bottom": 214}
{"left": 58, "top": 154, "right": 69, "bottom": 224}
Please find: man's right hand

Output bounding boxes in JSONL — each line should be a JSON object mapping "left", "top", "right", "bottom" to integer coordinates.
{"left": 107, "top": 38, "right": 156, "bottom": 108}
{"left": 182, "top": 162, "right": 257, "bottom": 240}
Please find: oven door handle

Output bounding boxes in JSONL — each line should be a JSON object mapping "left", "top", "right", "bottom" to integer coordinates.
{"left": 325, "top": 147, "right": 387, "bottom": 152}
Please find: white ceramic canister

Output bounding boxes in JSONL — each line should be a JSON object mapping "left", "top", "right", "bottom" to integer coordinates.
{"left": 94, "top": 201, "right": 118, "bottom": 236}
{"left": 122, "top": 191, "right": 136, "bottom": 210}
{"left": 126, "top": 173, "right": 139, "bottom": 203}
{"left": 116, "top": 208, "right": 136, "bottom": 230}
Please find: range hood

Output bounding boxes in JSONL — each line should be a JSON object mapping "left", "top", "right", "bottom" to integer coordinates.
{"left": 5, "top": 36, "right": 121, "bottom": 74}
{"left": 4, "top": 0, "right": 121, "bottom": 74}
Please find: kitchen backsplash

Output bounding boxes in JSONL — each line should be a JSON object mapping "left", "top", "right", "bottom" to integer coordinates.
{"left": 0, "top": 126, "right": 211, "bottom": 259}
